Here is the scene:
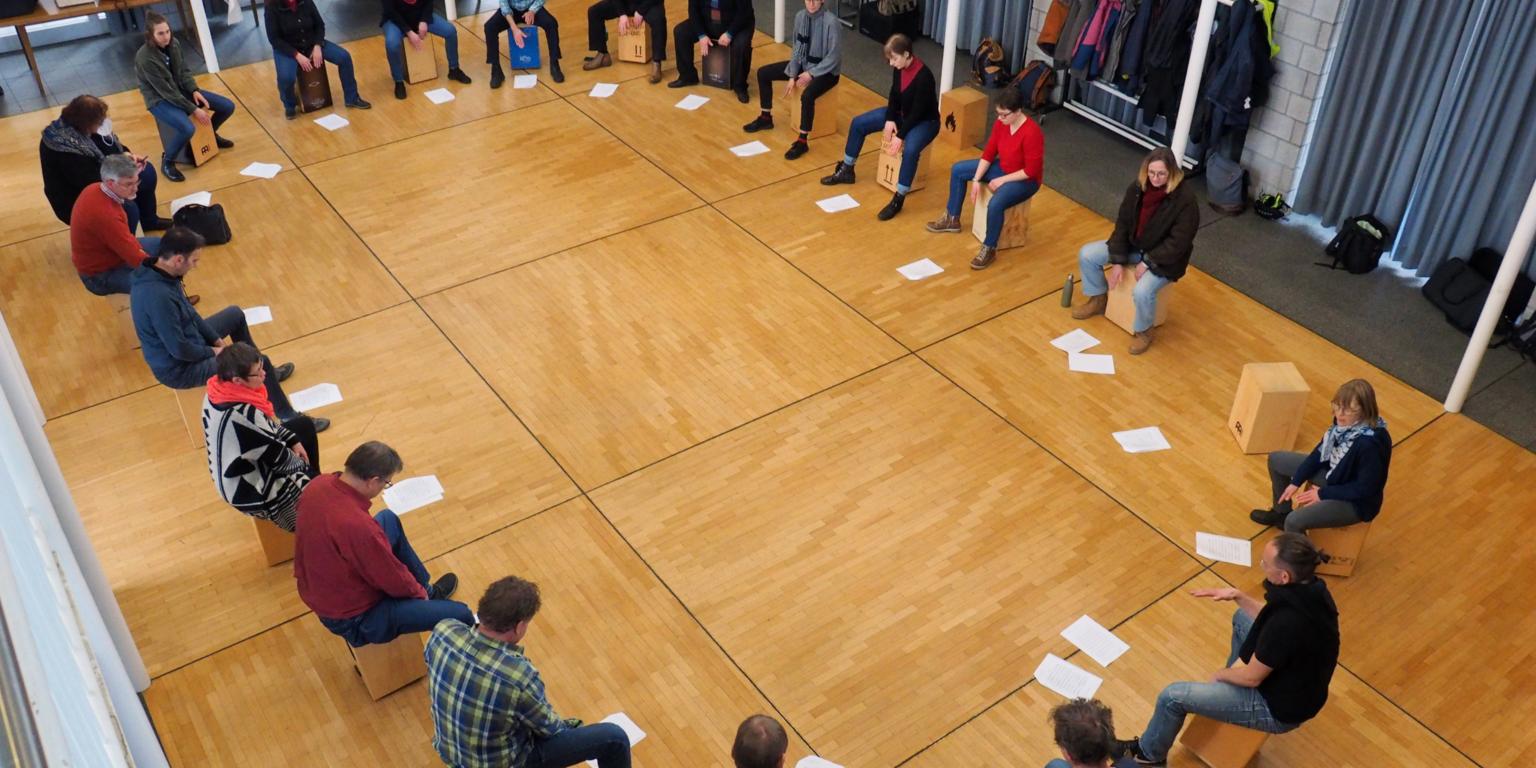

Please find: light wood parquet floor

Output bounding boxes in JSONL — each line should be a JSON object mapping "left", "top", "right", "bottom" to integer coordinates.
{"left": 1, "top": 18, "right": 1531, "bottom": 767}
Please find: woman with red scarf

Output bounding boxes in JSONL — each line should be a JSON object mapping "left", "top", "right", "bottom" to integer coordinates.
{"left": 203, "top": 343, "right": 322, "bottom": 532}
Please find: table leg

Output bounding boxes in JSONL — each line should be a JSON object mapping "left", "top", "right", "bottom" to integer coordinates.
{"left": 17, "top": 26, "right": 43, "bottom": 94}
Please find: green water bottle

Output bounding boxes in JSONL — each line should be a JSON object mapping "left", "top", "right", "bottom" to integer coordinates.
{"left": 1060, "top": 274, "right": 1074, "bottom": 307}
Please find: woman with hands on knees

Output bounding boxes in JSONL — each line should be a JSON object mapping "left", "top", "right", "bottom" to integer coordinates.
{"left": 267, "top": 0, "right": 371, "bottom": 119}
{"left": 1250, "top": 379, "right": 1390, "bottom": 534}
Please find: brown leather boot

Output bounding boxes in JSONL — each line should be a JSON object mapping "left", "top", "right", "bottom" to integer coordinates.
{"left": 970, "top": 245, "right": 998, "bottom": 270}
{"left": 582, "top": 52, "right": 612, "bottom": 71}
{"left": 925, "top": 213, "right": 961, "bottom": 233}
{"left": 1130, "top": 327, "right": 1155, "bottom": 355}
{"left": 648, "top": 61, "right": 663, "bottom": 84}
{"left": 1071, "top": 294, "right": 1108, "bottom": 320}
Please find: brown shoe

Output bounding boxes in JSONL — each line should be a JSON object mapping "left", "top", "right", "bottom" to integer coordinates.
{"left": 582, "top": 52, "right": 612, "bottom": 71}
{"left": 925, "top": 213, "right": 961, "bottom": 234}
{"left": 1130, "top": 327, "right": 1155, "bottom": 355}
{"left": 648, "top": 61, "right": 663, "bottom": 84}
{"left": 970, "top": 246, "right": 997, "bottom": 270}
{"left": 1071, "top": 293, "right": 1108, "bottom": 320}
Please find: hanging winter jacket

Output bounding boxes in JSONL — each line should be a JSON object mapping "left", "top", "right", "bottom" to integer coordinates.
{"left": 1070, "top": 0, "right": 1121, "bottom": 80}
{"left": 1100, "top": 0, "right": 1140, "bottom": 85}
{"left": 1053, "top": 0, "right": 1098, "bottom": 69}
{"left": 1117, "top": 0, "right": 1158, "bottom": 93}
{"left": 1137, "top": 0, "right": 1199, "bottom": 124}
{"left": 1203, "top": 0, "right": 1274, "bottom": 145}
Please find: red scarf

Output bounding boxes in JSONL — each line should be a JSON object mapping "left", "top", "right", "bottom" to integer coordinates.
{"left": 206, "top": 376, "right": 276, "bottom": 421}
{"left": 1136, "top": 184, "right": 1168, "bottom": 239}
{"left": 900, "top": 58, "right": 924, "bottom": 92}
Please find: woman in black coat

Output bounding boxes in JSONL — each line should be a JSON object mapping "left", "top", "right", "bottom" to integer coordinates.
{"left": 1070, "top": 146, "right": 1200, "bottom": 354}
{"left": 40, "top": 95, "right": 166, "bottom": 233}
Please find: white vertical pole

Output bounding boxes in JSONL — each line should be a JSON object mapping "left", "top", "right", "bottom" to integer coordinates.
{"left": 939, "top": 0, "right": 961, "bottom": 94}
{"left": 1169, "top": 0, "right": 1219, "bottom": 162}
{"left": 444, "top": 0, "right": 456, "bottom": 24}
{"left": 1444, "top": 175, "right": 1536, "bottom": 412}
{"left": 187, "top": 0, "right": 220, "bottom": 72}
{"left": 775, "top": 0, "right": 785, "bottom": 42}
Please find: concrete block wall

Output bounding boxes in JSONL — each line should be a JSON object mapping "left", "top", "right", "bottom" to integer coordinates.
{"left": 1025, "top": 0, "right": 1351, "bottom": 197}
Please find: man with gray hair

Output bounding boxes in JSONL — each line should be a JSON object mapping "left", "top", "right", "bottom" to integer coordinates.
{"left": 70, "top": 153, "right": 191, "bottom": 299}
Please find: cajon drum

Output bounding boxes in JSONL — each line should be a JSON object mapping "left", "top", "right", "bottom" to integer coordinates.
{"left": 777, "top": 83, "right": 839, "bottom": 139}
{"left": 295, "top": 62, "right": 334, "bottom": 113}
{"left": 877, "top": 135, "right": 929, "bottom": 193}
{"left": 350, "top": 633, "right": 426, "bottom": 700}
{"left": 107, "top": 293, "right": 140, "bottom": 351}
{"left": 1227, "top": 362, "right": 1310, "bottom": 454}
{"left": 252, "top": 516, "right": 295, "bottom": 566}
{"left": 1105, "top": 265, "right": 1174, "bottom": 334}
{"left": 938, "top": 85, "right": 989, "bottom": 149}
{"left": 1178, "top": 715, "right": 1270, "bottom": 768}
{"left": 509, "top": 25, "right": 541, "bottom": 69}
{"left": 701, "top": 43, "right": 732, "bottom": 89}
{"left": 403, "top": 35, "right": 437, "bottom": 84}
{"left": 157, "top": 116, "right": 219, "bottom": 166}
{"left": 616, "top": 22, "right": 651, "bottom": 64}
{"left": 1305, "top": 521, "right": 1371, "bottom": 577}
{"left": 172, "top": 385, "right": 207, "bottom": 451}
{"left": 972, "top": 189, "right": 1029, "bottom": 248}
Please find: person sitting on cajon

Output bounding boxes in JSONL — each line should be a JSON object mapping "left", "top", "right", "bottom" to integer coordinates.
{"left": 486, "top": 0, "right": 564, "bottom": 87}
{"left": 819, "top": 33, "right": 936, "bottom": 220}
{"left": 267, "top": 0, "right": 372, "bottom": 119}
{"left": 71, "top": 155, "right": 170, "bottom": 298}
{"left": 1070, "top": 147, "right": 1199, "bottom": 355}
{"left": 296, "top": 441, "right": 471, "bottom": 646}
{"left": 1046, "top": 698, "right": 1121, "bottom": 768}
{"left": 668, "top": 0, "right": 755, "bottom": 102}
{"left": 41, "top": 95, "right": 167, "bottom": 233}
{"left": 204, "top": 343, "right": 323, "bottom": 533}
{"left": 134, "top": 12, "right": 237, "bottom": 182}
{"left": 425, "top": 575, "right": 632, "bottom": 768}
{"left": 925, "top": 87, "right": 1043, "bottom": 270}
{"left": 1111, "top": 533, "right": 1339, "bottom": 766}
{"left": 1250, "top": 379, "right": 1390, "bottom": 532}
{"left": 131, "top": 227, "right": 318, "bottom": 424}
{"left": 381, "top": 0, "right": 472, "bottom": 100}
{"left": 732, "top": 714, "right": 788, "bottom": 768}
{"left": 583, "top": 0, "right": 667, "bottom": 84}
{"left": 741, "top": 0, "right": 841, "bottom": 160}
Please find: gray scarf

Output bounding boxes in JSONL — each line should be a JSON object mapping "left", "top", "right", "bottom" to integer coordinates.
{"left": 41, "top": 118, "right": 117, "bottom": 161}
{"left": 1319, "top": 417, "right": 1385, "bottom": 478}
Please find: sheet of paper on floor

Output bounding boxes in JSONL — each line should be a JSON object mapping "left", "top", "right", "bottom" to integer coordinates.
{"left": 243, "top": 306, "right": 272, "bottom": 326}
{"left": 1112, "top": 426, "right": 1171, "bottom": 453}
{"left": 675, "top": 94, "right": 709, "bottom": 110}
{"left": 382, "top": 475, "right": 444, "bottom": 515}
{"left": 897, "top": 258, "right": 944, "bottom": 281}
{"left": 816, "top": 194, "right": 859, "bottom": 213}
{"left": 589, "top": 82, "right": 618, "bottom": 98}
{"left": 796, "top": 758, "right": 845, "bottom": 768}
{"left": 1051, "top": 328, "right": 1101, "bottom": 353}
{"left": 585, "top": 713, "right": 646, "bottom": 767}
{"left": 513, "top": 74, "right": 538, "bottom": 89}
{"left": 730, "top": 140, "right": 770, "bottom": 157}
{"left": 424, "top": 88, "right": 456, "bottom": 104}
{"left": 239, "top": 162, "right": 282, "bottom": 179}
{"left": 1034, "top": 653, "right": 1103, "bottom": 699}
{"left": 314, "top": 114, "right": 349, "bottom": 131}
{"left": 1068, "top": 352, "right": 1115, "bottom": 375}
{"left": 1195, "top": 532, "right": 1253, "bottom": 566}
{"left": 287, "top": 383, "right": 343, "bottom": 412}
{"left": 1060, "top": 615, "right": 1130, "bottom": 667}
{"left": 170, "top": 191, "right": 211, "bottom": 215}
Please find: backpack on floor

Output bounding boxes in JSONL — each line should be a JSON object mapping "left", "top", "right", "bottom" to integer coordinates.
{"left": 1318, "top": 214, "right": 1390, "bottom": 274}
{"left": 172, "top": 203, "right": 232, "bottom": 245}
{"left": 970, "top": 38, "right": 1013, "bottom": 88}
{"left": 1423, "top": 247, "right": 1536, "bottom": 334}
{"left": 1206, "top": 152, "right": 1249, "bottom": 213}
{"left": 1009, "top": 60, "right": 1058, "bottom": 111}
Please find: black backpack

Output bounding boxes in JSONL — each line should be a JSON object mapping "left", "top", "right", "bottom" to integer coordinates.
{"left": 172, "top": 203, "right": 232, "bottom": 245}
{"left": 1319, "top": 214, "right": 1390, "bottom": 274}
{"left": 1422, "top": 247, "right": 1536, "bottom": 334}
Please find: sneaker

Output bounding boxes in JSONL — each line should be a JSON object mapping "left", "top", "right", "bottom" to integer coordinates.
{"left": 667, "top": 76, "right": 699, "bottom": 88}
{"left": 1130, "top": 327, "right": 1156, "bottom": 355}
{"left": 742, "top": 114, "right": 774, "bottom": 133}
{"left": 819, "top": 161, "right": 855, "bottom": 185}
{"left": 273, "top": 362, "right": 295, "bottom": 382}
{"left": 784, "top": 139, "right": 809, "bottom": 160}
{"left": 447, "top": 67, "right": 472, "bottom": 84}
{"left": 394, "top": 81, "right": 407, "bottom": 100}
{"left": 214, "top": 135, "right": 235, "bottom": 149}
{"left": 877, "top": 192, "right": 905, "bottom": 221}
{"left": 285, "top": 106, "right": 298, "bottom": 120}
{"left": 734, "top": 87, "right": 750, "bottom": 103}
{"left": 160, "top": 156, "right": 185, "bottom": 182}
{"left": 549, "top": 61, "right": 565, "bottom": 83}
{"left": 345, "top": 97, "right": 372, "bottom": 109}
{"left": 582, "top": 52, "right": 612, "bottom": 71}
{"left": 970, "top": 245, "right": 997, "bottom": 270}
{"left": 490, "top": 67, "right": 506, "bottom": 89}
{"left": 310, "top": 416, "right": 331, "bottom": 433}
{"left": 1250, "top": 507, "right": 1288, "bottom": 526}
{"left": 429, "top": 573, "right": 459, "bottom": 601}
{"left": 925, "top": 213, "right": 961, "bottom": 234}
{"left": 1070, "top": 293, "right": 1108, "bottom": 320}
{"left": 1112, "top": 738, "right": 1163, "bottom": 765}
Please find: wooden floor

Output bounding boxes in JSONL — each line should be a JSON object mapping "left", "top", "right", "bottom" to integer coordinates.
{"left": 2, "top": 17, "right": 1532, "bottom": 768}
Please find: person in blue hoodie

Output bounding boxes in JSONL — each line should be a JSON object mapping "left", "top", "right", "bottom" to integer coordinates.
{"left": 1250, "top": 379, "right": 1390, "bottom": 533}
{"left": 129, "top": 226, "right": 328, "bottom": 432}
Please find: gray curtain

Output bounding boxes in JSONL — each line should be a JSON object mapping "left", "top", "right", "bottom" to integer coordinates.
{"left": 1295, "top": 0, "right": 1536, "bottom": 278}
{"left": 923, "top": 0, "right": 1034, "bottom": 74}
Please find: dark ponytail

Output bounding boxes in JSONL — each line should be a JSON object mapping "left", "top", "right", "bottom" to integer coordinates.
{"left": 1272, "top": 532, "right": 1329, "bottom": 582}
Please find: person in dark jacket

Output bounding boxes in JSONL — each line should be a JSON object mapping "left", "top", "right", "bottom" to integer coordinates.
{"left": 583, "top": 0, "right": 667, "bottom": 84}
{"left": 741, "top": 0, "right": 842, "bottom": 160}
{"left": 381, "top": 0, "right": 471, "bottom": 100}
{"left": 40, "top": 95, "right": 166, "bottom": 232}
{"left": 667, "top": 0, "right": 755, "bottom": 101}
{"left": 1113, "top": 533, "right": 1339, "bottom": 766}
{"left": 267, "top": 0, "right": 371, "bottom": 119}
{"left": 818, "top": 34, "right": 937, "bottom": 221}
{"left": 1250, "top": 379, "right": 1391, "bottom": 533}
{"left": 131, "top": 227, "right": 322, "bottom": 431}
{"left": 1071, "top": 146, "right": 1198, "bottom": 354}
{"left": 133, "top": 12, "right": 237, "bottom": 183}
{"left": 486, "top": 0, "right": 564, "bottom": 87}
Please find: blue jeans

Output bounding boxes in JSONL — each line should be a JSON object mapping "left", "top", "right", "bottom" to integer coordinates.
{"left": 80, "top": 265, "right": 136, "bottom": 296}
{"left": 149, "top": 91, "right": 235, "bottom": 162}
{"left": 945, "top": 160, "right": 1040, "bottom": 248}
{"left": 530, "top": 723, "right": 631, "bottom": 768}
{"left": 843, "top": 109, "right": 938, "bottom": 194}
{"left": 383, "top": 16, "right": 460, "bottom": 82}
{"left": 1077, "top": 241, "right": 1173, "bottom": 333}
{"left": 1136, "top": 607, "right": 1297, "bottom": 762}
{"left": 122, "top": 160, "right": 160, "bottom": 233}
{"left": 317, "top": 510, "right": 474, "bottom": 647}
{"left": 274, "top": 41, "right": 361, "bottom": 111}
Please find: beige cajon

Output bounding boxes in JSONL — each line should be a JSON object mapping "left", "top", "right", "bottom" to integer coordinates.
{"left": 1178, "top": 715, "right": 1270, "bottom": 768}
{"left": 188, "top": 118, "right": 219, "bottom": 167}
{"left": 876, "top": 135, "right": 929, "bottom": 193}
{"left": 350, "top": 633, "right": 427, "bottom": 700}
{"left": 173, "top": 386, "right": 207, "bottom": 451}
{"left": 938, "top": 85, "right": 989, "bottom": 149}
{"left": 252, "top": 516, "right": 295, "bottom": 566}
{"left": 1306, "top": 520, "right": 1372, "bottom": 577}
{"left": 777, "top": 82, "right": 840, "bottom": 140}
{"left": 107, "top": 293, "right": 140, "bottom": 351}
{"left": 971, "top": 188, "right": 1030, "bottom": 248}
{"left": 616, "top": 22, "right": 651, "bottom": 64}
{"left": 403, "top": 35, "right": 438, "bottom": 84}
{"left": 1105, "top": 266, "right": 1173, "bottom": 334}
{"left": 1227, "top": 362, "right": 1310, "bottom": 453}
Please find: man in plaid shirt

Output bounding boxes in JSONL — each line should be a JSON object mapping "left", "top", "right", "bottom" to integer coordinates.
{"left": 425, "top": 576, "right": 631, "bottom": 768}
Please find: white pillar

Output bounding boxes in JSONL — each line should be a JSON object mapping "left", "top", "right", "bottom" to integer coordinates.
{"left": 444, "top": 0, "right": 456, "bottom": 24}
{"left": 1444, "top": 175, "right": 1536, "bottom": 412}
{"left": 187, "top": 0, "right": 220, "bottom": 72}
{"left": 775, "top": 0, "right": 785, "bottom": 42}
{"left": 939, "top": 0, "right": 962, "bottom": 94}
{"left": 1168, "top": 0, "right": 1219, "bottom": 162}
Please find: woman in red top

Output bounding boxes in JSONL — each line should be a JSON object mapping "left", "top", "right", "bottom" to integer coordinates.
{"left": 926, "top": 87, "right": 1044, "bottom": 270}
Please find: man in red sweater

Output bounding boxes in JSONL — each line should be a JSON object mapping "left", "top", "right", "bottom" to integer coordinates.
{"left": 294, "top": 440, "right": 472, "bottom": 646}
{"left": 70, "top": 153, "right": 188, "bottom": 298}
{"left": 926, "top": 87, "right": 1044, "bottom": 270}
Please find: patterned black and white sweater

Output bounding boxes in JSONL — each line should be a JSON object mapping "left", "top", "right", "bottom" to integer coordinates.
{"left": 202, "top": 399, "right": 311, "bottom": 532}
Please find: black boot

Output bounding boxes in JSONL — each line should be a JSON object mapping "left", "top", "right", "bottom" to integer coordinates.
{"left": 819, "top": 161, "right": 855, "bottom": 185}
{"left": 549, "top": 60, "right": 565, "bottom": 83}
{"left": 447, "top": 67, "right": 472, "bottom": 84}
{"left": 490, "top": 65, "right": 505, "bottom": 89}
{"left": 394, "top": 81, "right": 407, "bottom": 100}
{"left": 877, "top": 192, "right": 905, "bottom": 221}
{"left": 160, "top": 155, "right": 185, "bottom": 182}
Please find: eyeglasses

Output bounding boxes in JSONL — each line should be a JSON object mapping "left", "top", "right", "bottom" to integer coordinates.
{"left": 1330, "top": 402, "right": 1361, "bottom": 414}
{"left": 384, "top": 479, "right": 395, "bottom": 489}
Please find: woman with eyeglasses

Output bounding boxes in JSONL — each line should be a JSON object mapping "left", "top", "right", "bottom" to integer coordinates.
{"left": 1070, "top": 146, "right": 1199, "bottom": 355}
{"left": 203, "top": 342, "right": 325, "bottom": 532}
{"left": 1249, "top": 379, "right": 1391, "bottom": 534}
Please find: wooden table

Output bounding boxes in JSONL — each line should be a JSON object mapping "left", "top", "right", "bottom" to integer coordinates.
{"left": 1, "top": 0, "right": 196, "bottom": 95}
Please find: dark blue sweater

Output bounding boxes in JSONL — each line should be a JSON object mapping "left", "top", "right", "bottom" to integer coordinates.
{"left": 1292, "top": 423, "right": 1392, "bottom": 522}
{"left": 130, "top": 263, "right": 216, "bottom": 386}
